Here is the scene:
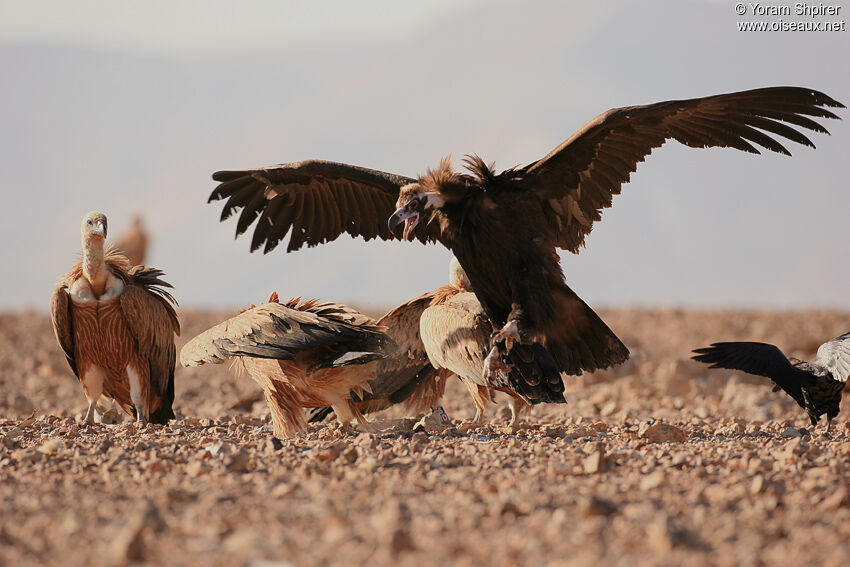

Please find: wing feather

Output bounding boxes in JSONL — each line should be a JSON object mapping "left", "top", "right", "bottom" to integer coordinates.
{"left": 119, "top": 276, "right": 179, "bottom": 397}
{"left": 814, "top": 332, "right": 850, "bottom": 383}
{"left": 523, "top": 86, "right": 843, "bottom": 252}
{"left": 180, "top": 300, "right": 390, "bottom": 367}
{"left": 209, "top": 160, "right": 437, "bottom": 253}
{"left": 692, "top": 342, "right": 814, "bottom": 408}
{"left": 50, "top": 286, "right": 78, "bottom": 377}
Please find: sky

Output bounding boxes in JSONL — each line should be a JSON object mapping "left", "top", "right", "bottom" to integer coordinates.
{"left": 1, "top": 0, "right": 848, "bottom": 311}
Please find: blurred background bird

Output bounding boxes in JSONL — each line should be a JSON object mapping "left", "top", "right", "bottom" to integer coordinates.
{"left": 111, "top": 214, "right": 148, "bottom": 267}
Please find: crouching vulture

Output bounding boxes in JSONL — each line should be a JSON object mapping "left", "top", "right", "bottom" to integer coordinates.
{"left": 180, "top": 292, "right": 450, "bottom": 438}
{"left": 420, "top": 258, "right": 532, "bottom": 428}
{"left": 310, "top": 258, "right": 533, "bottom": 427}
{"left": 208, "top": 86, "right": 843, "bottom": 403}
{"left": 692, "top": 333, "right": 850, "bottom": 433}
{"left": 51, "top": 212, "right": 180, "bottom": 424}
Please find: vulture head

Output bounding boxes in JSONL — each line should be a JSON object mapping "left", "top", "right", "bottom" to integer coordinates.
{"left": 388, "top": 157, "right": 469, "bottom": 240}
{"left": 388, "top": 182, "right": 441, "bottom": 240}
{"left": 449, "top": 257, "right": 472, "bottom": 292}
{"left": 81, "top": 211, "right": 108, "bottom": 243}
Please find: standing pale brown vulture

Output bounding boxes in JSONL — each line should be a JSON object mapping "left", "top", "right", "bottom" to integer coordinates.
{"left": 207, "top": 86, "right": 843, "bottom": 404}
{"left": 420, "top": 258, "right": 532, "bottom": 428}
{"left": 51, "top": 211, "right": 180, "bottom": 424}
{"left": 180, "top": 292, "right": 444, "bottom": 438}
{"left": 111, "top": 215, "right": 148, "bottom": 267}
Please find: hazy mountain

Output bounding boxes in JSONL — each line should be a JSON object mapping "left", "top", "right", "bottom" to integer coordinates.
{"left": 1, "top": 0, "right": 847, "bottom": 310}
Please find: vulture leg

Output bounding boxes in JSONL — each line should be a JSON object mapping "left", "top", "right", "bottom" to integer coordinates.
{"left": 507, "top": 396, "right": 529, "bottom": 430}
{"left": 127, "top": 366, "right": 148, "bottom": 423}
{"left": 483, "top": 344, "right": 511, "bottom": 383}
{"left": 491, "top": 320, "right": 520, "bottom": 352}
{"left": 460, "top": 379, "right": 490, "bottom": 423}
{"left": 331, "top": 400, "right": 376, "bottom": 433}
{"left": 80, "top": 367, "right": 106, "bottom": 425}
{"left": 825, "top": 416, "right": 833, "bottom": 436}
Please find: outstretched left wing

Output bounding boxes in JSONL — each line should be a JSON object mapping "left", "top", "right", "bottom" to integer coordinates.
{"left": 521, "top": 86, "right": 843, "bottom": 253}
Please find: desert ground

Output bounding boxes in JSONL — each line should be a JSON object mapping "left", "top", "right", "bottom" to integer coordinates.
{"left": 1, "top": 307, "right": 849, "bottom": 567}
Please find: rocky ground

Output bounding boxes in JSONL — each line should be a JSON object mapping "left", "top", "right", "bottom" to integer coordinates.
{"left": 1, "top": 308, "right": 849, "bottom": 566}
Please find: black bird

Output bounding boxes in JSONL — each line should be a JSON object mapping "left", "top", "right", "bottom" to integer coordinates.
{"left": 208, "top": 86, "right": 843, "bottom": 404}
{"left": 692, "top": 333, "right": 850, "bottom": 432}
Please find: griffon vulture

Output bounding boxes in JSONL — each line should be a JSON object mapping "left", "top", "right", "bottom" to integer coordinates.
{"left": 310, "top": 258, "right": 536, "bottom": 427}
{"left": 420, "top": 258, "right": 531, "bottom": 428}
{"left": 180, "top": 292, "right": 449, "bottom": 438}
{"left": 51, "top": 211, "right": 180, "bottom": 424}
{"left": 692, "top": 333, "right": 850, "bottom": 433}
{"left": 208, "top": 86, "right": 843, "bottom": 403}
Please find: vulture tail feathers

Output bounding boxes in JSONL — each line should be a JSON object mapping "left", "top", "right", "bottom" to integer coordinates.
{"left": 505, "top": 344, "right": 566, "bottom": 404}
{"left": 308, "top": 406, "right": 334, "bottom": 423}
{"left": 545, "top": 284, "right": 629, "bottom": 375}
{"left": 148, "top": 374, "right": 176, "bottom": 424}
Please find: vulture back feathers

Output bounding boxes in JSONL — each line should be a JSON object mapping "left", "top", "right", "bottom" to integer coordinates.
{"left": 181, "top": 294, "right": 406, "bottom": 437}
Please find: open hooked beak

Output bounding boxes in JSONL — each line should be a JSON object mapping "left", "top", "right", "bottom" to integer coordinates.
{"left": 388, "top": 209, "right": 420, "bottom": 241}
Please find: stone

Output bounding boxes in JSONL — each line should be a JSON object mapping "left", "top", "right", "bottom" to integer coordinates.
{"left": 638, "top": 421, "right": 687, "bottom": 443}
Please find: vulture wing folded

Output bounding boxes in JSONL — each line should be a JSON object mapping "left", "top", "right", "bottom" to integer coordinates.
{"left": 691, "top": 341, "right": 815, "bottom": 408}
{"left": 307, "top": 287, "right": 457, "bottom": 423}
{"left": 180, "top": 299, "right": 391, "bottom": 367}
{"left": 50, "top": 287, "right": 77, "bottom": 377}
{"left": 814, "top": 332, "right": 850, "bottom": 383}
{"left": 420, "top": 291, "right": 492, "bottom": 386}
{"left": 120, "top": 268, "right": 180, "bottom": 421}
{"left": 209, "top": 160, "right": 440, "bottom": 253}
{"left": 522, "top": 86, "right": 844, "bottom": 252}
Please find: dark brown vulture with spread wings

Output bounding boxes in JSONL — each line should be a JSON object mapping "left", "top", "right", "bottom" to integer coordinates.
{"left": 208, "top": 86, "right": 843, "bottom": 403}
{"left": 51, "top": 212, "right": 180, "bottom": 424}
{"left": 693, "top": 332, "right": 850, "bottom": 433}
{"left": 181, "top": 292, "right": 448, "bottom": 438}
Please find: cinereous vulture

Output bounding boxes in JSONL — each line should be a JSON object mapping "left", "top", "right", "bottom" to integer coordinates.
{"left": 207, "top": 86, "right": 843, "bottom": 404}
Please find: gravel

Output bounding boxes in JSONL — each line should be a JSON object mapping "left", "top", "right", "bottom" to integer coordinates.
{"left": 1, "top": 308, "right": 848, "bottom": 566}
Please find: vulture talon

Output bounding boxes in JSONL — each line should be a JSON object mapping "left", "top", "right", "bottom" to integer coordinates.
{"left": 483, "top": 344, "right": 512, "bottom": 384}
{"left": 492, "top": 320, "right": 520, "bottom": 353}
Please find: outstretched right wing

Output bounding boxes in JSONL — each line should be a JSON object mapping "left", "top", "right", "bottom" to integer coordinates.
{"left": 692, "top": 341, "right": 815, "bottom": 408}
{"left": 209, "top": 160, "right": 439, "bottom": 253}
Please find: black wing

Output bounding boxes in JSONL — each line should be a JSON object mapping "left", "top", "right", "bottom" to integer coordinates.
{"left": 692, "top": 341, "right": 817, "bottom": 409}
{"left": 209, "top": 160, "right": 439, "bottom": 253}
{"left": 522, "top": 86, "right": 843, "bottom": 252}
